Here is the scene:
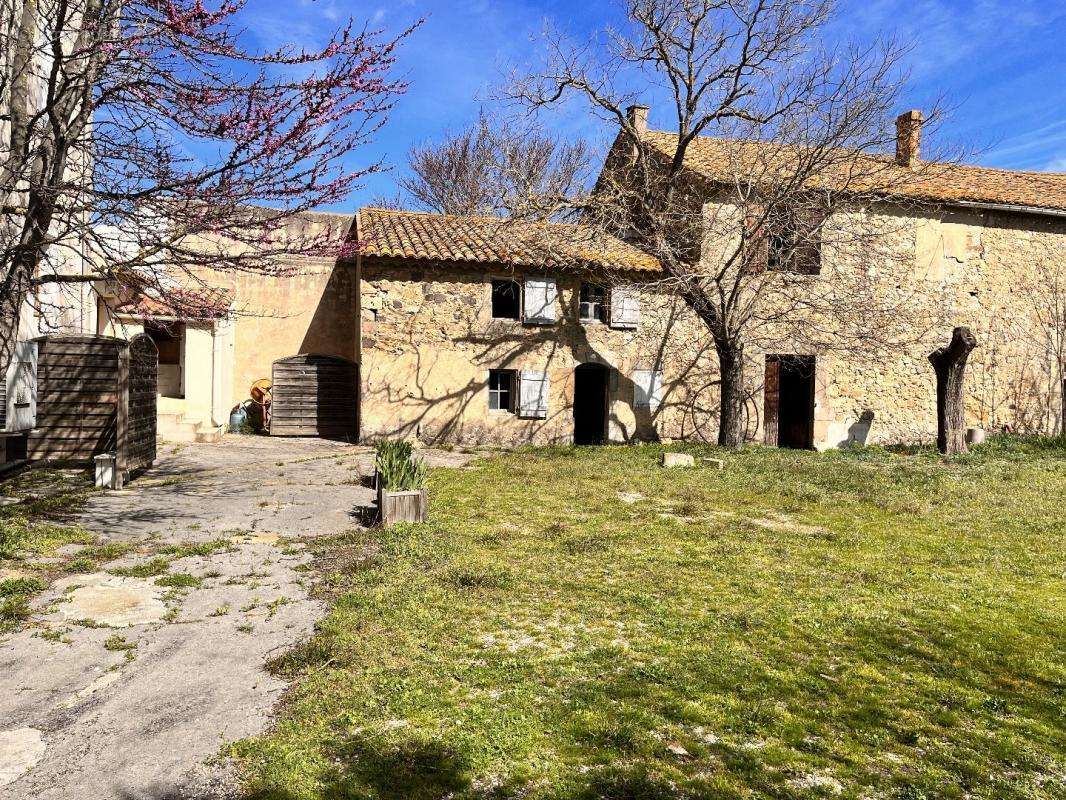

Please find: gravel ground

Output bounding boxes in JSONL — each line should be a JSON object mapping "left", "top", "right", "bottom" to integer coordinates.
{"left": 0, "top": 435, "right": 472, "bottom": 799}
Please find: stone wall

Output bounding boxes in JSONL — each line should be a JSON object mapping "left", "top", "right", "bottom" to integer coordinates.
{"left": 358, "top": 259, "right": 722, "bottom": 445}
{"left": 359, "top": 204, "right": 1064, "bottom": 448}
{"left": 815, "top": 207, "right": 1065, "bottom": 445}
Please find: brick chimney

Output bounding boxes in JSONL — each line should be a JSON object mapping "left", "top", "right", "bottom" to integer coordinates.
{"left": 626, "top": 104, "right": 649, "bottom": 162}
{"left": 896, "top": 110, "right": 923, "bottom": 167}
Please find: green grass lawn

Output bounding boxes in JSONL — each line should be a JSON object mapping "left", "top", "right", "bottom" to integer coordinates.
{"left": 235, "top": 438, "right": 1066, "bottom": 800}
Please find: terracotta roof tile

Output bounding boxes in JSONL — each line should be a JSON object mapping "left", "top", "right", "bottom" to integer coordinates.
{"left": 643, "top": 131, "right": 1066, "bottom": 214}
{"left": 114, "top": 287, "right": 231, "bottom": 320}
{"left": 357, "top": 208, "right": 661, "bottom": 273}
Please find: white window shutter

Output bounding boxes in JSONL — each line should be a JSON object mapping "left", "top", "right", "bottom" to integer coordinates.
{"left": 523, "top": 277, "right": 557, "bottom": 324}
{"left": 6, "top": 340, "right": 37, "bottom": 432}
{"left": 609, "top": 285, "right": 640, "bottom": 329}
{"left": 518, "top": 370, "right": 549, "bottom": 418}
{"left": 632, "top": 369, "right": 663, "bottom": 411}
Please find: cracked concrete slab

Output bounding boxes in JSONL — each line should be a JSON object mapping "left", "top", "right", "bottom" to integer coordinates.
{"left": 57, "top": 573, "right": 167, "bottom": 627}
{"left": 0, "top": 728, "right": 46, "bottom": 787}
{"left": 0, "top": 436, "right": 472, "bottom": 799}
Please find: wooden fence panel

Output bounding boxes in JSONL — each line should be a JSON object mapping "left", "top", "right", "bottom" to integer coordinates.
{"left": 28, "top": 336, "right": 124, "bottom": 462}
{"left": 270, "top": 354, "right": 359, "bottom": 438}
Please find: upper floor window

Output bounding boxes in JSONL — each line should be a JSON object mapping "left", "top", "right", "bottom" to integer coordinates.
{"left": 579, "top": 283, "right": 607, "bottom": 323}
{"left": 491, "top": 279, "right": 521, "bottom": 319}
{"left": 751, "top": 204, "right": 825, "bottom": 276}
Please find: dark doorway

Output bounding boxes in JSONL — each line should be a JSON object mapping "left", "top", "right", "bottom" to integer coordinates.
{"left": 573, "top": 363, "right": 609, "bottom": 445}
{"left": 764, "top": 355, "right": 815, "bottom": 449}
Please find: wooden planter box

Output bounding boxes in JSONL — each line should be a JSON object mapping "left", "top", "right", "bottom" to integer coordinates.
{"left": 376, "top": 482, "right": 428, "bottom": 526}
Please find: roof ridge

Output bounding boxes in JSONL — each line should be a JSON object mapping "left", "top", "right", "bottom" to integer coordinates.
{"left": 360, "top": 206, "right": 602, "bottom": 231}
{"left": 641, "top": 129, "right": 1066, "bottom": 179}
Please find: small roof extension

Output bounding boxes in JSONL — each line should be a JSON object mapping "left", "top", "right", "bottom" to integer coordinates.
{"left": 355, "top": 207, "right": 661, "bottom": 273}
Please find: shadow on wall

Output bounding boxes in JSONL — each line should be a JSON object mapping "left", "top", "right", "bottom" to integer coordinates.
{"left": 359, "top": 285, "right": 737, "bottom": 445}
{"left": 298, "top": 263, "right": 358, "bottom": 362}
{"left": 838, "top": 410, "right": 875, "bottom": 448}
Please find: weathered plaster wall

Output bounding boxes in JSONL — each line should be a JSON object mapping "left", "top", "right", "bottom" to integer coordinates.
{"left": 210, "top": 261, "right": 357, "bottom": 411}
{"left": 358, "top": 260, "right": 722, "bottom": 445}
{"left": 196, "top": 211, "right": 359, "bottom": 412}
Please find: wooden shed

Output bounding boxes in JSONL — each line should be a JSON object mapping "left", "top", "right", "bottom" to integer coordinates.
{"left": 28, "top": 334, "right": 158, "bottom": 473}
{"left": 269, "top": 354, "right": 359, "bottom": 439}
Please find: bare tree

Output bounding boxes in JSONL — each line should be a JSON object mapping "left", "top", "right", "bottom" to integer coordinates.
{"left": 508, "top": 0, "right": 958, "bottom": 447}
{"left": 1015, "top": 257, "right": 1066, "bottom": 434}
{"left": 0, "top": 0, "right": 417, "bottom": 359}
{"left": 395, "top": 111, "right": 590, "bottom": 218}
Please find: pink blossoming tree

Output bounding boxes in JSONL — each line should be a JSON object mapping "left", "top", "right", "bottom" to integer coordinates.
{"left": 1, "top": 0, "right": 416, "bottom": 351}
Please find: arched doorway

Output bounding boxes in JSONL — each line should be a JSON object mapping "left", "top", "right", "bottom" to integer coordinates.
{"left": 573, "top": 363, "right": 609, "bottom": 445}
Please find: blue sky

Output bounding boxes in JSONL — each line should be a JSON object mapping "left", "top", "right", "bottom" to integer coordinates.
{"left": 241, "top": 0, "right": 1066, "bottom": 211}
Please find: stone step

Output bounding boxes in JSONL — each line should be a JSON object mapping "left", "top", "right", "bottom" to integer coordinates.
{"left": 194, "top": 425, "right": 225, "bottom": 444}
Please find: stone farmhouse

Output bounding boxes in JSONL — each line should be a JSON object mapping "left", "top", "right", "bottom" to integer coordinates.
{"left": 12, "top": 108, "right": 1066, "bottom": 451}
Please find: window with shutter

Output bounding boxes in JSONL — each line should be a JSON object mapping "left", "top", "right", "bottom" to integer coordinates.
{"left": 6, "top": 340, "right": 37, "bottom": 432}
{"left": 522, "top": 277, "right": 557, "bottom": 324}
{"left": 488, "top": 369, "right": 517, "bottom": 412}
{"left": 578, "top": 283, "right": 607, "bottom": 323}
{"left": 518, "top": 370, "right": 549, "bottom": 418}
{"left": 609, "top": 286, "right": 640, "bottom": 329}
{"left": 490, "top": 279, "right": 521, "bottom": 319}
{"left": 632, "top": 369, "right": 663, "bottom": 411}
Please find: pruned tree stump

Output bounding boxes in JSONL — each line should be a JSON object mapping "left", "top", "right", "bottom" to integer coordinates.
{"left": 929, "top": 327, "right": 978, "bottom": 455}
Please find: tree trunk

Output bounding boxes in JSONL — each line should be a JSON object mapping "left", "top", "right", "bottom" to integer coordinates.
{"left": 716, "top": 338, "right": 746, "bottom": 449}
{"left": 929, "top": 326, "right": 978, "bottom": 455}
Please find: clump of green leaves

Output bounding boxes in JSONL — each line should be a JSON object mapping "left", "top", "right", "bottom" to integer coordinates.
{"left": 155, "top": 572, "right": 202, "bottom": 588}
{"left": 0, "top": 576, "right": 45, "bottom": 630}
{"left": 0, "top": 576, "right": 45, "bottom": 597}
{"left": 375, "top": 440, "right": 428, "bottom": 491}
{"left": 160, "top": 539, "right": 231, "bottom": 559}
{"left": 110, "top": 557, "right": 171, "bottom": 578}
{"left": 103, "top": 633, "right": 137, "bottom": 651}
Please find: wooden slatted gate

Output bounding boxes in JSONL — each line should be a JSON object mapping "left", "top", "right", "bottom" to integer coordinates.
{"left": 126, "top": 334, "right": 158, "bottom": 473}
{"left": 28, "top": 334, "right": 158, "bottom": 472}
{"left": 269, "top": 354, "right": 359, "bottom": 439}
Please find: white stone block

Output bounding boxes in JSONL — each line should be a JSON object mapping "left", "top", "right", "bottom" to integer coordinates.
{"left": 94, "top": 454, "right": 123, "bottom": 490}
{"left": 661, "top": 452, "right": 695, "bottom": 468}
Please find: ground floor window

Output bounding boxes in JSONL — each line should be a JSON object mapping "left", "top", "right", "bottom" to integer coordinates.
{"left": 488, "top": 369, "right": 517, "bottom": 412}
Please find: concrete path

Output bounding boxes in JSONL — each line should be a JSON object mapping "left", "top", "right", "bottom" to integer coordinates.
{"left": 0, "top": 436, "right": 471, "bottom": 799}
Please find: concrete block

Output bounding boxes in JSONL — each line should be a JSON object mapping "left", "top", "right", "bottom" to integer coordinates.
{"left": 94, "top": 454, "right": 124, "bottom": 490}
{"left": 661, "top": 452, "right": 695, "bottom": 468}
{"left": 702, "top": 457, "right": 725, "bottom": 470}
